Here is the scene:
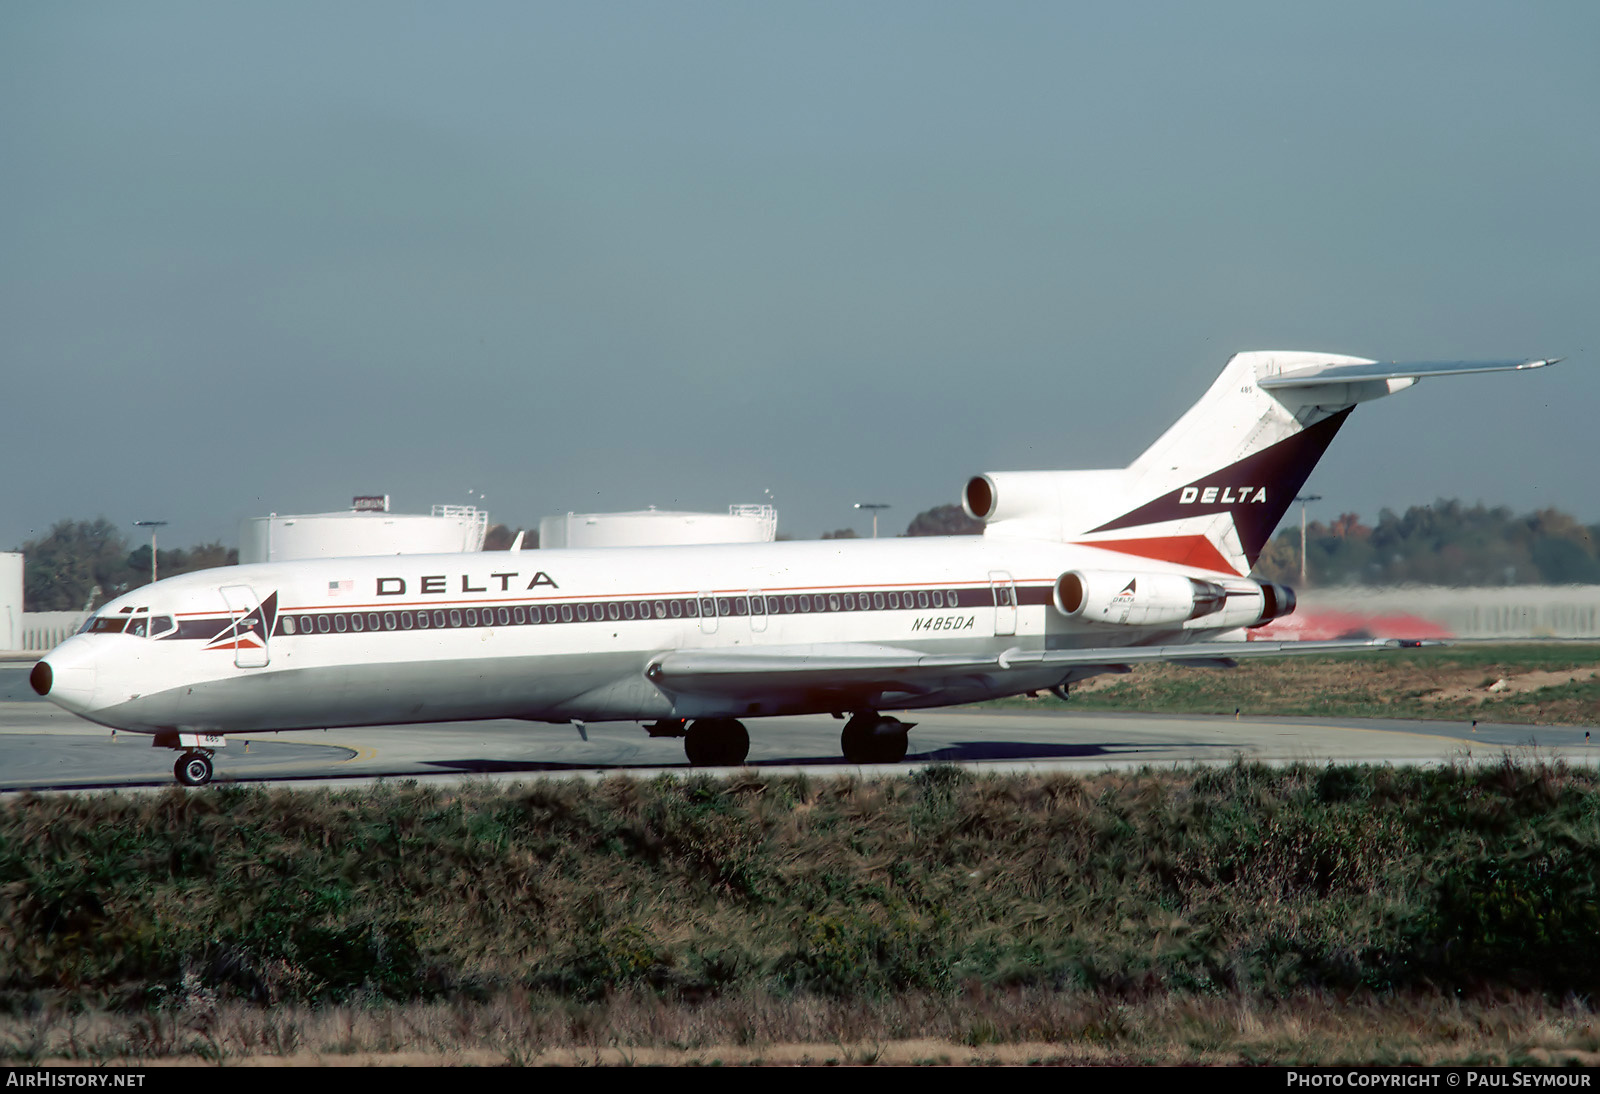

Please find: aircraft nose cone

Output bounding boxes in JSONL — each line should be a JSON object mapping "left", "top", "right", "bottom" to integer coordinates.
{"left": 33, "top": 637, "right": 99, "bottom": 714}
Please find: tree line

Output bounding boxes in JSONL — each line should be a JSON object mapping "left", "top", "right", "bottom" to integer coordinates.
{"left": 16, "top": 519, "right": 237, "bottom": 611}
{"left": 1253, "top": 500, "right": 1600, "bottom": 587}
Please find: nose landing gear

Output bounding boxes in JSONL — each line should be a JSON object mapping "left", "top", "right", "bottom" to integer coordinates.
{"left": 175, "top": 751, "right": 214, "bottom": 787}
{"left": 154, "top": 732, "right": 226, "bottom": 787}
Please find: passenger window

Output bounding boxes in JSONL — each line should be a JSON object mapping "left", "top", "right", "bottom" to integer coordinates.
{"left": 701, "top": 598, "right": 715, "bottom": 617}
{"left": 351, "top": 614, "right": 365, "bottom": 632}
{"left": 917, "top": 591, "right": 929, "bottom": 609}
{"left": 449, "top": 610, "right": 462, "bottom": 627}
{"left": 931, "top": 591, "right": 944, "bottom": 608}
{"left": 873, "top": 593, "right": 886, "bottom": 610}
{"left": 670, "top": 600, "right": 682, "bottom": 618}
{"left": 335, "top": 615, "right": 348, "bottom": 633}
{"left": 576, "top": 604, "right": 588, "bottom": 622}
{"left": 401, "top": 612, "right": 413, "bottom": 629}
{"left": 608, "top": 603, "right": 621, "bottom": 621}
{"left": 828, "top": 595, "right": 840, "bottom": 611}
{"left": 561, "top": 605, "right": 573, "bottom": 623}
{"left": 798, "top": 596, "right": 810, "bottom": 612}
{"left": 385, "top": 612, "right": 397, "bottom": 630}
{"left": 514, "top": 607, "right": 526, "bottom": 625}
{"left": 686, "top": 599, "right": 699, "bottom": 617}
{"left": 733, "top": 597, "right": 748, "bottom": 615}
{"left": 435, "top": 610, "right": 448, "bottom": 628}
{"left": 283, "top": 617, "right": 296, "bottom": 635}
{"left": 749, "top": 596, "right": 763, "bottom": 615}
{"left": 367, "top": 613, "right": 381, "bottom": 630}
{"left": 546, "top": 606, "right": 558, "bottom": 623}
{"left": 464, "top": 609, "right": 478, "bottom": 627}
{"left": 887, "top": 593, "right": 900, "bottom": 609}
{"left": 783, "top": 596, "right": 795, "bottom": 613}
{"left": 623, "top": 602, "right": 636, "bottom": 620}
{"left": 498, "top": 607, "right": 510, "bottom": 626}
{"left": 318, "top": 615, "right": 332, "bottom": 633}
{"left": 655, "top": 601, "right": 667, "bottom": 618}
{"left": 843, "top": 594, "right": 855, "bottom": 610}
{"left": 767, "top": 596, "right": 780, "bottom": 614}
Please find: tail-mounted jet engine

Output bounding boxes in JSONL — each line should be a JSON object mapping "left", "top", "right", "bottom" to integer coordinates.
{"left": 1255, "top": 581, "right": 1296, "bottom": 626}
{"left": 1053, "top": 571, "right": 1228, "bottom": 627}
{"left": 1051, "top": 571, "right": 1298, "bottom": 629}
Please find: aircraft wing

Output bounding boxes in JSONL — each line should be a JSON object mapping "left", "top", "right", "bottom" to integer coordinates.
{"left": 1259, "top": 358, "right": 1557, "bottom": 390}
{"left": 648, "top": 638, "right": 1429, "bottom": 702}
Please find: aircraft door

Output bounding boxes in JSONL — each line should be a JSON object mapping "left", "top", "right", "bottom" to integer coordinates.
{"left": 698, "top": 591, "right": 718, "bottom": 635}
{"left": 748, "top": 589, "right": 768, "bottom": 634}
{"left": 988, "top": 571, "right": 1017, "bottom": 637}
{"left": 219, "top": 585, "right": 271, "bottom": 668}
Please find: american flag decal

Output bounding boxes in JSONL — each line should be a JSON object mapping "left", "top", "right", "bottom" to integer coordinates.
{"left": 328, "top": 580, "right": 353, "bottom": 596}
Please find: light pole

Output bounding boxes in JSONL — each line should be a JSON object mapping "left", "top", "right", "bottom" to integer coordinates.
{"left": 854, "top": 503, "right": 890, "bottom": 539}
{"left": 133, "top": 521, "right": 168, "bottom": 585}
{"left": 1294, "top": 495, "right": 1321, "bottom": 584}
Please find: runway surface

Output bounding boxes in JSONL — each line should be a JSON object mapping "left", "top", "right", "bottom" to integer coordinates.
{"left": 2, "top": 665, "right": 1594, "bottom": 793}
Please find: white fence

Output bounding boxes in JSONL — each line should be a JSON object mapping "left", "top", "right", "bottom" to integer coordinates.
{"left": 1299, "top": 586, "right": 1600, "bottom": 640}
{"left": 13, "top": 611, "right": 89, "bottom": 653}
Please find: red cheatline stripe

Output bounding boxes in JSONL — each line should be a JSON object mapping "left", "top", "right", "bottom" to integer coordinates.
{"left": 1072, "top": 535, "right": 1241, "bottom": 576}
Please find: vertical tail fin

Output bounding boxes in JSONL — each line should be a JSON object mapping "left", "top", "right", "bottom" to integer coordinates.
{"left": 965, "top": 352, "right": 1555, "bottom": 575}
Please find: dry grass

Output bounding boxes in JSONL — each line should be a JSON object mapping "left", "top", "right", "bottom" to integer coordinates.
{"left": 10, "top": 990, "right": 1600, "bottom": 1065}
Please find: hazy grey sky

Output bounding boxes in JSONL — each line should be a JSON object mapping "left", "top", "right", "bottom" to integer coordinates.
{"left": 4, "top": 2, "right": 1596, "bottom": 551}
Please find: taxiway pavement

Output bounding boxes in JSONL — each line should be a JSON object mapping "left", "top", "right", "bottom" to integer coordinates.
{"left": 1, "top": 665, "right": 1591, "bottom": 793}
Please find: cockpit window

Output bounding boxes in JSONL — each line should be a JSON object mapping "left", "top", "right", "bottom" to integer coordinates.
{"left": 89, "top": 616, "right": 128, "bottom": 634}
{"left": 148, "top": 615, "right": 175, "bottom": 638}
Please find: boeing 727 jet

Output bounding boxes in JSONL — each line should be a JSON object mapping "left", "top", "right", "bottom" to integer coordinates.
{"left": 30, "top": 350, "right": 1557, "bottom": 784}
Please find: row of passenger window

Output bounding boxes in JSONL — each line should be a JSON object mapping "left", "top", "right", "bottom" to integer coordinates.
{"left": 277, "top": 588, "right": 975, "bottom": 636}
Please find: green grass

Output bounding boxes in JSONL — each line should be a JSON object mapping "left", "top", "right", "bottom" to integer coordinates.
{"left": 992, "top": 644, "right": 1600, "bottom": 725}
{"left": 5, "top": 761, "right": 1600, "bottom": 1013}
{"left": 7, "top": 763, "right": 1600, "bottom": 1062}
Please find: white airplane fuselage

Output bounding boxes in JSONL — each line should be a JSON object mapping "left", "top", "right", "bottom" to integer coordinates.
{"left": 31, "top": 350, "right": 1555, "bottom": 781}
{"left": 39, "top": 533, "right": 1276, "bottom": 736}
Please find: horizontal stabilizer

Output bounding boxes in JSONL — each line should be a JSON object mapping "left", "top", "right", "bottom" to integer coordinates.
{"left": 1259, "top": 358, "right": 1558, "bottom": 390}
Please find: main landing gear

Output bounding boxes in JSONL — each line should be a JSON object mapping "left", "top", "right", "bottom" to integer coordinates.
{"left": 175, "top": 750, "right": 214, "bottom": 787}
{"left": 684, "top": 718, "right": 750, "bottom": 766}
{"left": 840, "top": 713, "right": 914, "bottom": 765}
